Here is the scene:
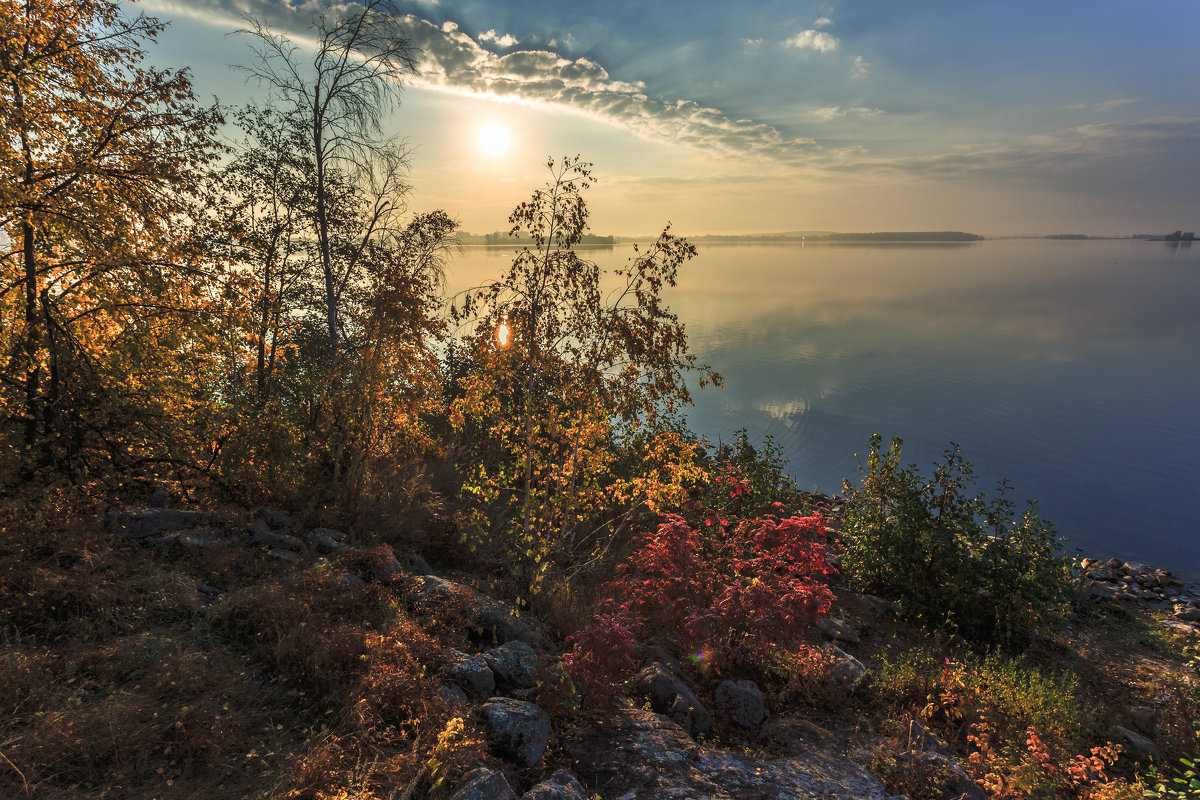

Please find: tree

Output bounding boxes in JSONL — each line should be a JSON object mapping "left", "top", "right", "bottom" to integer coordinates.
{"left": 236, "top": 0, "right": 418, "bottom": 362}
{"left": 0, "top": 0, "right": 221, "bottom": 476}
{"left": 451, "top": 158, "right": 720, "bottom": 591}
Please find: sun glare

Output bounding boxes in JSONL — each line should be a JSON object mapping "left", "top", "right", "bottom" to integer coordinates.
{"left": 478, "top": 122, "right": 510, "bottom": 156}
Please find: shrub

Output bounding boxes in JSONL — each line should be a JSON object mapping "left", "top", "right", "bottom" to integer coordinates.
{"left": 564, "top": 509, "right": 836, "bottom": 707}
{"left": 840, "top": 434, "right": 1070, "bottom": 647}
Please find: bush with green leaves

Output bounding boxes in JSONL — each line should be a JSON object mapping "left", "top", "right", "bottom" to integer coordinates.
{"left": 840, "top": 434, "right": 1069, "bottom": 646}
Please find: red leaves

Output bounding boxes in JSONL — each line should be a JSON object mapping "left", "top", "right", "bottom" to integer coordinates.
{"left": 596, "top": 511, "right": 835, "bottom": 674}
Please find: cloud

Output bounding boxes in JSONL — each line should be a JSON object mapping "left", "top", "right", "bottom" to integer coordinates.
{"left": 478, "top": 28, "right": 518, "bottom": 48}
{"left": 1097, "top": 97, "right": 1136, "bottom": 111}
{"left": 741, "top": 37, "right": 764, "bottom": 47}
{"left": 813, "top": 17, "right": 832, "bottom": 28}
{"left": 851, "top": 55, "right": 870, "bottom": 78}
{"left": 786, "top": 29, "right": 839, "bottom": 53}
{"left": 810, "top": 106, "right": 885, "bottom": 121}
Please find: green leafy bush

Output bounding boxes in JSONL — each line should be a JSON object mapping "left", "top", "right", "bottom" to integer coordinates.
{"left": 840, "top": 434, "right": 1069, "bottom": 646}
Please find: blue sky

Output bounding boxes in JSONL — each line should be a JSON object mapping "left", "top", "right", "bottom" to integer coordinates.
{"left": 134, "top": 0, "right": 1199, "bottom": 236}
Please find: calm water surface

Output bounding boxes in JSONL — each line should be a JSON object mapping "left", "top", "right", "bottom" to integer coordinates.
{"left": 448, "top": 240, "right": 1200, "bottom": 583}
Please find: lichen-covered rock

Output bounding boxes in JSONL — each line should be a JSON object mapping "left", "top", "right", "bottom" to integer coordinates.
{"left": 445, "top": 649, "right": 496, "bottom": 700}
{"left": 521, "top": 769, "right": 586, "bottom": 800}
{"left": 447, "top": 766, "right": 518, "bottom": 800}
{"left": 714, "top": 679, "right": 766, "bottom": 728}
{"left": 484, "top": 641, "right": 538, "bottom": 691}
{"left": 482, "top": 698, "right": 551, "bottom": 767}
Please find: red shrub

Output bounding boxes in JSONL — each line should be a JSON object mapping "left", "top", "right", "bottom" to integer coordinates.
{"left": 564, "top": 511, "right": 836, "bottom": 704}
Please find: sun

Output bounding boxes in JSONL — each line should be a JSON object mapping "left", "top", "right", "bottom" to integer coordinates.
{"left": 478, "top": 122, "right": 510, "bottom": 156}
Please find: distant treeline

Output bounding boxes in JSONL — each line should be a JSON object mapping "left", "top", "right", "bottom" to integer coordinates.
{"left": 818, "top": 231, "right": 984, "bottom": 242}
{"left": 462, "top": 231, "right": 616, "bottom": 245}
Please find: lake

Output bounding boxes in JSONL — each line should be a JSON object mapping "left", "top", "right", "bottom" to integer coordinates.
{"left": 447, "top": 239, "right": 1200, "bottom": 583}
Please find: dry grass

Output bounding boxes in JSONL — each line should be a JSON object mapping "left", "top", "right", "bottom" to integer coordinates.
{"left": 0, "top": 488, "right": 489, "bottom": 799}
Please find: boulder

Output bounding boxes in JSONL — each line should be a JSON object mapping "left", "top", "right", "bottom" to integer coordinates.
{"left": 521, "top": 769, "right": 587, "bottom": 800}
{"left": 714, "top": 679, "right": 766, "bottom": 728}
{"left": 1127, "top": 707, "right": 1158, "bottom": 737}
{"left": 482, "top": 698, "right": 551, "bottom": 767}
{"left": 1115, "top": 725, "right": 1155, "bottom": 758}
{"left": 107, "top": 508, "right": 208, "bottom": 539}
{"left": 447, "top": 767, "right": 518, "bottom": 800}
{"left": 249, "top": 520, "right": 303, "bottom": 551}
{"left": 307, "top": 528, "right": 347, "bottom": 553}
{"left": 445, "top": 649, "right": 496, "bottom": 700}
{"left": 260, "top": 507, "right": 294, "bottom": 529}
{"left": 411, "top": 575, "right": 555, "bottom": 653}
{"left": 484, "top": 641, "right": 538, "bottom": 691}
{"left": 894, "top": 751, "right": 986, "bottom": 800}
{"left": 817, "top": 615, "right": 861, "bottom": 644}
{"left": 565, "top": 706, "right": 897, "bottom": 800}
{"left": 1175, "top": 606, "right": 1200, "bottom": 622}
{"left": 148, "top": 489, "right": 172, "bottom": 508}
{"left": 908, "top": 718, "right": 950, "bottom": 756}
{"left": 822, "top": 643, "right": 869, "bottom": 693}
{"left": 633, "top": 662, "right": 712, "bottom": 736}
{"left": 439, "top": 683, "right": 470, "bottom": 709}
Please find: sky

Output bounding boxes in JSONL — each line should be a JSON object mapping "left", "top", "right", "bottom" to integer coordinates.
{"left": 131, "top": 0, "right": 1199, "bottom": 237}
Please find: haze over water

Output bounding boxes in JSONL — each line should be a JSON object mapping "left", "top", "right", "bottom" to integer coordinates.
{"left": 450, "top": 239, "right": 1200, "bottom": 583}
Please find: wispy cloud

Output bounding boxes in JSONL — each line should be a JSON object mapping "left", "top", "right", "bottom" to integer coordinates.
{"left": 851, "top": 55, "right": 871, "bottom": 78}
{"left": 813, "top": 17, "right": 833, "bottom": 28}
{"left": 786, "top": 29, "right": 840, "bottom": 53}
{"left": 810, "top": 106, "right": 885, "bottom": 121}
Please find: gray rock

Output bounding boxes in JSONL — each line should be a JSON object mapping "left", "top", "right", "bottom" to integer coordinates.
{"left": 1115, "top": 725, "right": 1155, "bottom": 757}
{"left": 148, "top": 489, "right": 172, "bottom": 508}
{"left": 908, "top": 718, "right": 950, "bottom": 756}
{"left": 816, "top": 615, "right": 861, "bottom": 644}
{"left": 484, "top": 641, "right": 538, "bottom": 691}
{"left": 107, "top": 508, "right": 208, "bottom": 539}
{"left": 306, "top": 529, "right": 346, "bottom": 554}
{"left": 260, "top": 507, "right": 294, "bottom": 529}
{"left": 1128, "top": 707, "right": 1158, "bottom": 737}
{"left": 250, "top": 520, "right": 303, "bottom": 550}
{"left": 822, "top": 643, "right": 869, "bottom": 693}
{"left": 269, "top": 549, "right": 299, "bottom": 562}
{"left": 447, "top": 766, "right": 518, "bottom": 800}
{"left": 411, "top": 575, "right": 556, "bottom": 653}
{"left": 714, "top": 679, "right": 766, "bottom": 728}
{"left": 895, "top": 751, "right": 986, "bottom": 800}
{"left": 482, "top": 698, "right": 551, "bottom": 767}
{"left": 446, "top": 649, "right": 496, "bottom": 700}
{"left": 336, "top": 571, "right": 366, "bottom": 591}
{"left": 633, "top": 663, "right": 713, "bottom": 736}
{"left": 521, "top": 769, "right": 586, "bottom": 800}
{"left": 439, "top": 683, "right": 470, "bottom": 709}
{"left": 310, "top": 526, "right": 347, "bottom": 542}
{"left": 565, "top": 706, "right": 898, "bottom": 800}
{"left": 1175, "top": 606, "right": 1200, "bottom": 622}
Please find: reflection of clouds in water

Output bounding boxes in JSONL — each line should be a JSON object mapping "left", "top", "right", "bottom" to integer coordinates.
{"left": 759, "top": 399, "right": 809, "bottom": 425}
{"left": 674, "top": 241, "right": 1200, "bottom": 361}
